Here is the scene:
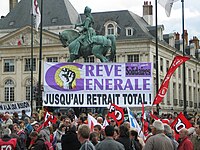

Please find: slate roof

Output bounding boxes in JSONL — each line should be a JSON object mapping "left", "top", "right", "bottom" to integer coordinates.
{"left": 0, "top": 0, "right": 80, "bottom": 29}
{"left": 0, "top": 0, "right": 157, "bottom": 41}
{"left": 81, "top": 10, "right": 155, "bottom": 40}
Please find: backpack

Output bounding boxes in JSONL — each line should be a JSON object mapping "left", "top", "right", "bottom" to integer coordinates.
{"left": 44, "top": 140, "right": 54, "bottom": 150}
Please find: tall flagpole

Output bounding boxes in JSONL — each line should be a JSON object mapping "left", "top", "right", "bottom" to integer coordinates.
{"left": 155, "top": 0, "right": 160, "bottom": 115}
{"left": 31, "top": 0, "right": 34, "bottom": 115}
{"left": 181, "top": 0, "right": 187, "bottom": 115}
{"left": 38, "top": 0, "right": 43, "bottom": 110}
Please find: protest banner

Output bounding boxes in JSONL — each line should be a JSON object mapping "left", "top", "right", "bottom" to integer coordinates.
{"left": 0, "top": 101, "right": 31, "bottom": 117}
{"left": 43, "top": 62, "right": 153, "bottom": 107}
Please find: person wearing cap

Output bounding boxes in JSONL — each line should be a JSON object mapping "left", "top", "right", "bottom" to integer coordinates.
{"left": 164, "top": 124, "right": 179, "bottom": 150}
{"left": 191, "top": 120, "right": 200, "bottom": 150}
{"left": 31, "top": 121, "right": 40, "bottom": 132}
{"left": 143, "top": 120, "right": 174, "bottom": 150}
{"left": 178, "top": 128, "right": 194, "bottom": 150}
{"left": 0, "top": 128, "right": 21, "bottom": 150}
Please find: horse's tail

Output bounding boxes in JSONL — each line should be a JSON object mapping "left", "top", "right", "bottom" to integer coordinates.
{"left": 106, "top": 34, "right": 116, "bottom": 62}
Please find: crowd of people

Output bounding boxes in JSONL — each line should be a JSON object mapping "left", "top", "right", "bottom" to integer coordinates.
{"left": 0, "top": 108, "right": 200, "bottom": 150}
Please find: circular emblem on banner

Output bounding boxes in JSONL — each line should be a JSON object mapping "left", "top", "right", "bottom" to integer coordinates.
{"left": 45, "top": 63, "right": 82, "bottom": 91}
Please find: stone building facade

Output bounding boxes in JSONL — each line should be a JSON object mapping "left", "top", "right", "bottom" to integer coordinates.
{"left": 0, "top": 0, "right": 200, "bottom": 113}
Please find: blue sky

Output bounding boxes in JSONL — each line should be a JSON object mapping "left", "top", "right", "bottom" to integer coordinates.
{"left": 1, "top": 0, "right": 200, "bottom": 39}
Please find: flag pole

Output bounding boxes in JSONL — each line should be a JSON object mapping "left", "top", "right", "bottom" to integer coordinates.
{"left": 155, "top": 0, "right": 160, "bottom": 115}
{"left": 38, "top": 0, "right": 43, "bottom": 110}
{"left": 181, "top": 0, "right": 187, "bottom": 115}
{"left": 31, "top": 0, "right": 34, "bottom": 115}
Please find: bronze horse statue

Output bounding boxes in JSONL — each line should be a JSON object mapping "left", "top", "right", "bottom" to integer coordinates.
{"left": 59, "top": 29, "right": 116, "bottom": 62}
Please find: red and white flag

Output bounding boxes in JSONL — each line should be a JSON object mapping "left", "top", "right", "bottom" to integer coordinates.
{"left": 32, "top": 0, "right": 41, "bottom": 31}
{"left": 88, "top": 114, "right": 102, "bottom": 131}
{"left": 108, "top": 103, "right": 124, "bottom": 126}
{"left": 153, "top": 56, "right": 190, "bottom": 105}
{"left": 44, "top": 110, "right": 57, "bottom": 127}
{"left": 170, "top": 112, "right": 192, "bottom": 140}
{"left": 158, "top": 0, "right": 179, "bottom": 17}
{"left": 102, "top": 119, "right": 109, "bottom": 128}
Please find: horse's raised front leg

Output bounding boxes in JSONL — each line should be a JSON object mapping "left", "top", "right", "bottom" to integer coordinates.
{"left": 92, "top": 45, "right": 109, "bottom": 62}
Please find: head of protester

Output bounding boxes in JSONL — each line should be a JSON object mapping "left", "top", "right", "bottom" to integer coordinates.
{"left": 178, "top": 128, "right": 194, "bottom": 150}
{"left": 143, "top": 120, "right": 174, "bottom": 150}
{"left": 29, "top": 131, "right": 47, "bottom": 150}
{"left": 77, "top": 124, "right": 95, "bottom": 150}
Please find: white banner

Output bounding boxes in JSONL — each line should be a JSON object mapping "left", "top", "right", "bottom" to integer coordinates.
{"left": 0, "top": 101, "right": 31, "bottom": 117}
{"left": 43, "top": 62, "right": 153, "bottom": 107}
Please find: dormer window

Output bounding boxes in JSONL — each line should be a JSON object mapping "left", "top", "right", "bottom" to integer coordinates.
{"left": 126, "top": 27, "right": 135, "bottom": 36}
{"left": 104, "top": 21, "right": 120, "bottom": 36}
{"left": 107, "top": 24, "right": 114, "bottom": 35}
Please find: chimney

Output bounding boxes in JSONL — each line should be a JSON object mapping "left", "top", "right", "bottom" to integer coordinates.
{"left": 175, "top": 32, "right": 180, "bottom": 40}
{"left": 184, "top": 30, "right": 188, "bottom": 46}
{"left": 9, "top": 0, "right": 18, "bottom": 12}
{"left": 190, "top": 36, "right": 199, "bottom": 49}
{"left": 143, "top": 1, "right": 153, "bottom": 25}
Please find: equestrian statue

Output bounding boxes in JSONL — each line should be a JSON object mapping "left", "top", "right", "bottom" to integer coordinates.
{"left": 59, "top": 6, "right": 116, "bottom": 62}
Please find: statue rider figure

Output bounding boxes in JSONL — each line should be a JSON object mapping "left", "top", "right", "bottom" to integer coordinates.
{"left": 69, "top": 6, "right": 96, "bottom": 56}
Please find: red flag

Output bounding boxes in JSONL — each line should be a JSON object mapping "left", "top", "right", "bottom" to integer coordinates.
{"left": 170, "top": 112, "right": 192, "bottom": 141}
{"left": 153, "top": 56, "right": 190, "bottom": 105}
{"left": 44, "top": 111, "right": 57, "bottom": 126}
{"left": 17, "top": 40, "right": 21, "bottom": 46}
{"left": 150, "top": 112, "right": 159, "bottom": 120}
{"left": 108, "top": 103, "right": 124, "bottom": 126}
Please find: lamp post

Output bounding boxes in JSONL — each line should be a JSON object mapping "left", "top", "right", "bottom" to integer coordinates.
{"left": 181, "top": 0, "right": 187, "bottom": 116}
{"left": 155, "top": 0, "right": 160, "bottom": 115}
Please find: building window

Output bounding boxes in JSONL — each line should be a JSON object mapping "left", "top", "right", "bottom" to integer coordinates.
{"left": 47, "top": 57, "right": 58, "bottom": 62}
{"left": 153, "top": 55, "right": 156, "bottom": 69}
{"left": 194, "top": 87, "right": 196, "bottom": 103}
{"left": 107, "top": 24, "right": 114, "bottom": 35}
{"left": 25, "top": 79, "right": 36, "bottom": 101}
{"left": 4, "top": 79, "right": 14, "bottom": 102}
{"left": 84, "top": 57, "right": 94, "bottom": 62}
{"left": 4, "top": 59, "right": 14, "bottom": 72}
{"left": 104, "top": 21, "right": 120, "bottom": 36}
{"left": 198, "top": 72, "right": 200, "bottom": 84}
{"left": 188, "top": 68, "right": 191, "bottom": 82}
{"left": 178, "top": 67, "right": 181, "bottom": 78}
{"left": 160, "top": 58, "right": 163, "bottom": 72}
{"left": 127, "top": 54, "right": 139, "bottom": 62}
{"left": 126, "top": 27, "right": 134, "bottom": 36}
{"left": 173, "top": 83, "right": 177, "bottom": 99}
{"left": 166, "top": 60, "right": 169, "bottom": 72}
{"left": 189, "top": 86, "right": 192, "bottom": 100}
{"left": 179, "top": 84, "right": 182, "bottom": 101}
{"left": 198, "top": 88, "right": 200, "bottom": 104}
{"left": 25, "top": 58, "right": 36, "bottom": 71}
{"left": 193, "top": 70, "right": 195, "bottom": 82}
